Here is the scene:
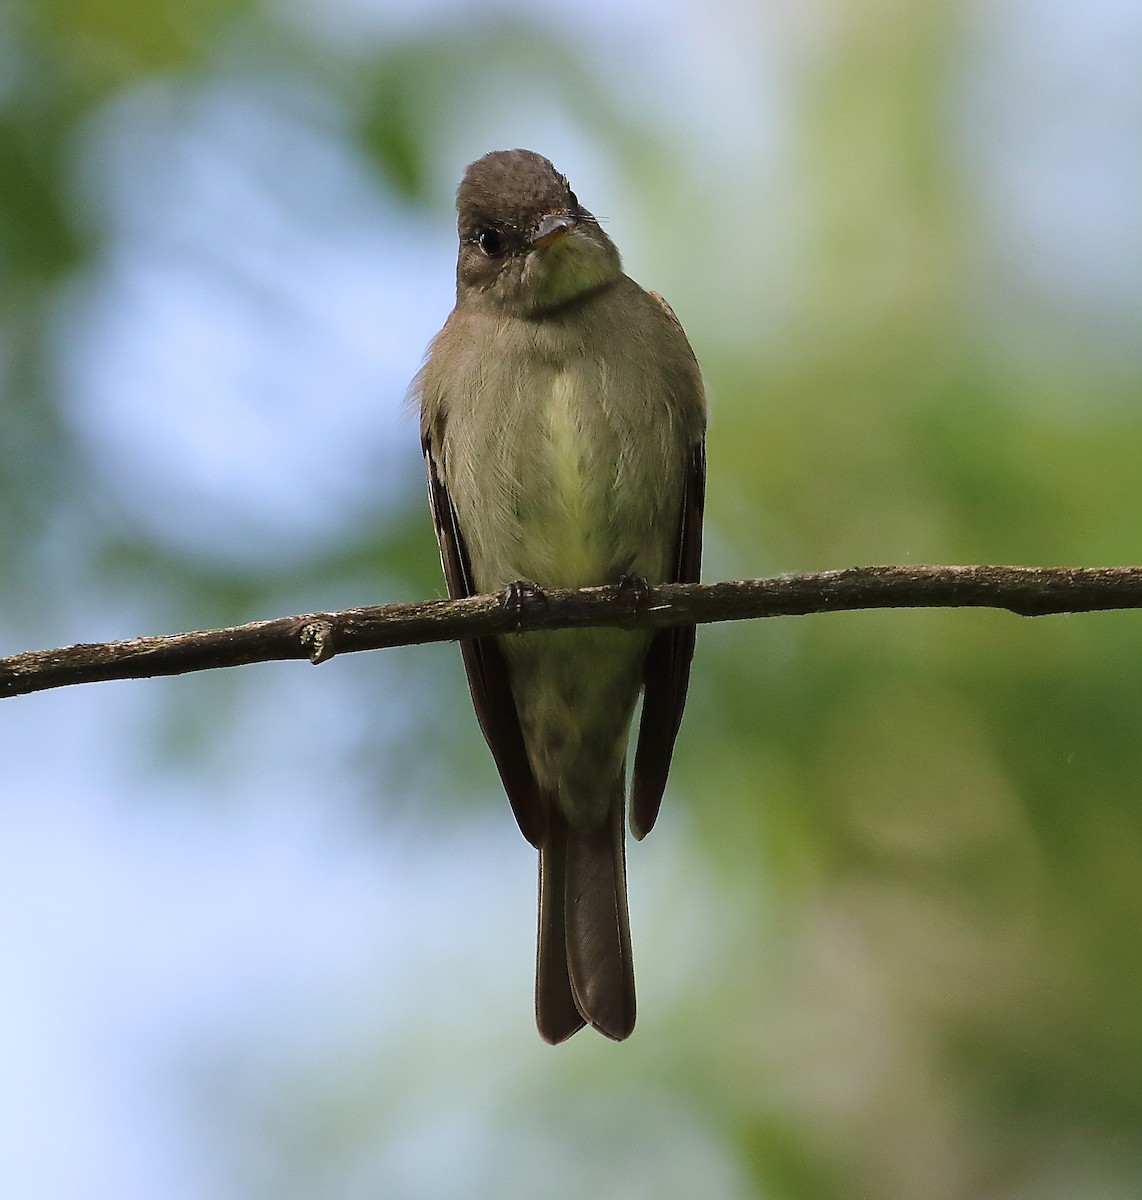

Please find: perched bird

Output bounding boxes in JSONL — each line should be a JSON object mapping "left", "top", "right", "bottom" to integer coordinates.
{"left": 413, "top": 149, "right": 706, "bottom": 1042}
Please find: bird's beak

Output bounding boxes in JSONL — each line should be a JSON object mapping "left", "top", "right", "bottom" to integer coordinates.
{"left": 532, "top": 212, "right": 576, "bottom": 249}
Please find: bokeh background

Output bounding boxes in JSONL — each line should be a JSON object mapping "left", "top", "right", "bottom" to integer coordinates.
{"left": 3, "top": 0, "right": 1142, "bottom": 1196}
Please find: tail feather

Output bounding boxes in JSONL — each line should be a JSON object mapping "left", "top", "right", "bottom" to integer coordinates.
{"left": 536, "top": 812, "right": 587, "bottom": 1044}
{"left": 535, "top": 783, "right": 636, "bottom": 1043}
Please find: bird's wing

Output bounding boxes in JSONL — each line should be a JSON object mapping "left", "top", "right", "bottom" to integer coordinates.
{"left": 422, "top": 434, "right": 545, "bottom": 848}
{"left": 629, "top": 436, "right": 706, "bottom": 841}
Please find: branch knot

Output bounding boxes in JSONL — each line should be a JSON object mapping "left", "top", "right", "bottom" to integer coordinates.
{"left": 300, "top": 620, "right": 336, "bottom": 665}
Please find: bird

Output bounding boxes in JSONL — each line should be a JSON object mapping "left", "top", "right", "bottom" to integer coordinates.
{"left": 413, "top": 148, "right": 706, "bottom": 1042}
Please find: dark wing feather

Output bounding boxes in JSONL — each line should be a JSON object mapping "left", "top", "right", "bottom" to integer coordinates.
{"left": 630, "top": 439, "right": 705, "bottom": 840}
{"left": 422, "top": 435, "right": 545, "bottom": 848}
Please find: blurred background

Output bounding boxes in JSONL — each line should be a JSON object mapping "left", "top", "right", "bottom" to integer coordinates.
{"left": 2, "top": 0, "right": 1142, "bottom": 1196}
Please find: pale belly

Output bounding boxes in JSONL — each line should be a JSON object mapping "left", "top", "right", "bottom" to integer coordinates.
{"left": 500, "top": 624, "right": 650, "bottom": 825}
{"left": 447, "top": 358, "right": 679, "bottom": 823}
{"left": 461, "top": 363, "right": 674, "bottom": 594}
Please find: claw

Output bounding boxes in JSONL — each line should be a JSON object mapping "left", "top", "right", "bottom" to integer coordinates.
{"left": 502, "top": 579, "right": 547, "bottom": 627}
{"left": 616, "top": 574, "right": 651, "bottom": 617}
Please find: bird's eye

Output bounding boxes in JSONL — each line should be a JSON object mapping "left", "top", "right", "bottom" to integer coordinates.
{"left": 477, "top": 228, "right": 506, "bottom": 258}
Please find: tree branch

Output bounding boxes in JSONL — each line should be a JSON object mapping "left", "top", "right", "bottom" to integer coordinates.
{"left": 3, "top": 564, "right": 1141, "bottom": 700}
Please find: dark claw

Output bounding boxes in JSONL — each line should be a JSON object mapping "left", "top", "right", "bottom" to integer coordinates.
{"left": 617, "top": 574, "right": 651, "bottom": 617}
{"left": 503, "top": 579, "right": 547, "bottom": 626}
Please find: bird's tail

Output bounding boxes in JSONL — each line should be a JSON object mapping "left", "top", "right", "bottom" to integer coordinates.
{"left": 535, "top": 779, "right": 635, "bottom": 1043}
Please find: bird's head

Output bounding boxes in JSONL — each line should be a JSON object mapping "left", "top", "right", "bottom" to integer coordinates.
{"left": 454, "top": 149, "right": 622, "bottom": 316}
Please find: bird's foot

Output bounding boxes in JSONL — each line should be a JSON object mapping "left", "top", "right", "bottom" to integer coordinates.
{"left": 502, "top": 579, "right": 548, "bottom": 628}
{"left": 616, "top": 574, "right": 652, "bottom": 619}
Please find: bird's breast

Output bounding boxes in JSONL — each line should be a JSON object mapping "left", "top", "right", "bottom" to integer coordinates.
{"left": 531, "top": 365, "right": 606, "bottom": 584}
{"left": 452, "top": 349, "right": 675, "bottom": 593}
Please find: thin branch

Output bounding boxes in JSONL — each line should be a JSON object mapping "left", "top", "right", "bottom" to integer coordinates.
{"left": 3, "top": 564, "right": 1141, "bottom": 700}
